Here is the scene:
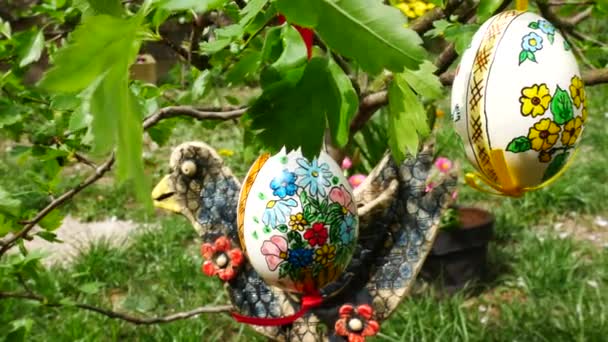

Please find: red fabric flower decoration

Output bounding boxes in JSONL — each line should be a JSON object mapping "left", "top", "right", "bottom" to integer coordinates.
{"left": 334, "top": 304, "right": 380, "bottom": 342}
{"left": 303, "top": 223, "right": 328, "bottom": 246}
{"left": 200, "top": 236, "right": 244, "bottom": 281}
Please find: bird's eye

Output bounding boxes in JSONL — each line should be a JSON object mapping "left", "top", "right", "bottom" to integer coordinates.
{"left": 180, "top": 160, "right": 197, "bottom": 176}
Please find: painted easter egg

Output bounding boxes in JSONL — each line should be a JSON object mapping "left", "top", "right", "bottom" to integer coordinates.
{"left": 237, "top": 149, "right": 359, "bottom": 293}
{"left": 451, "top": 11, "right": 586, "bottom": 195}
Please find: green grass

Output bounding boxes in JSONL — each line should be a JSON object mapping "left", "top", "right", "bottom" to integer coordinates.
{"left": 0, "top": 216, "right": 264, "bottom": 341}
{"left": 1, "top": 85, "right": 607, "bottom": 340}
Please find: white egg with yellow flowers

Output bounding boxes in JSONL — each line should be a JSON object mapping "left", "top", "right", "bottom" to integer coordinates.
{"left": 451, "top": 11, "right": 586, "bottom": 196}
{"left": 237, "top": 148, "right": 358, "bottom": 294}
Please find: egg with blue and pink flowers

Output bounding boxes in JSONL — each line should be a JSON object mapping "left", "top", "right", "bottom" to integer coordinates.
{"left": 237, "top": 148, "right": 359, "bottom": 293}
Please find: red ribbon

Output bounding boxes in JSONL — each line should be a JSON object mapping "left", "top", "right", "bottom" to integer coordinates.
{"left": 277, "top": 15, "right": 314, "bottom": 59}
{"left": 231, "top": 293, "right": 323, "bottom": 326}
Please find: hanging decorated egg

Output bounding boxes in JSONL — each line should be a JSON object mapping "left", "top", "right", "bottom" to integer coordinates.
{"left": 451, "top": 11, "right": 586, "bottom": 196}
{"left": 237, "top": 149, "right": 359, "bottom": 294}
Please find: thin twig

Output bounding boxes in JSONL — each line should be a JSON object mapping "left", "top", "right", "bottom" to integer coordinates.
{"left": 0, "top": 291, "right": 233, "bottom": 325}
{"left": 537, "top": 2, "right": 593, "bottom": 30}
{"left": 143, "top": 106, "right": 247, "bottom": 129}
{"left": 73, "top": 152, "right": 98, "bottom": 169}
{"left": 349, "top": 91, "right": 388, "bottom": 134}
{"left": 547, "top": 0, "right": 595, "bottom": 5}
{"left": 0, "top": 105, "right": 247, "bottom": 256}
{"left": 569, "top": 29, "right": 608, "bottom": 48}
{"left": 161, "top": 36, "right": 210, "bottom": 71}
{"left": 438, "top": 67, "right": 608, "bottom": 86}
{"left": 0, "top": 156, "right": 115, "bottom": 257}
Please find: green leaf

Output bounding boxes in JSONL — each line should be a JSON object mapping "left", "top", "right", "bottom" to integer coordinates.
{"left": 51, "top": 94, "right": 81, "bottom": 110}
{"left": 388, "top": 74, "right": 424, "bottom": 164}
{"left": 401, "top": 60, "right": 443, "bottom": 100}
{"left": 427, "top": 21, "right": 479, "bottom": 55}
{"left": 548, "top": 33, "right": 555, "bottom": 44}
{"left": 0, "top": 18, "right": 11, "bottom": 39}
{"left": 226, "top": 50, "right": 262, "bottom": 84}
{"left": 271, "top": 25, "right": 307, "bottom": 75}
{"left": 0, "top": 103, "right": 24, "bottom": 128}
{"left": 528, "top": 22, "right": 539, "bottom": 29}
{"left": 506, "top": 136, "right": 532, "bottom": 153}
{"left": 247, "top": 57, "right": 334, "bottom": 158}
{"left": 279, "top": 0, "right": 426, "bottom": 73}
{"left": 0, "top": 187, "right": 21, "bottom": 217}
{"left": 200, "top": 24, "right": 244, "bottom": 54}
{"left": 78, "top": 281, "right": 104, "bottom": 294}
{"left": 273, "top": 0, "right": 318, "bottom": 27}
{"left": 240, "top": 0, "right": 269, "bottom": 27}
{"left": 87, "top": 0, "right": 124, "bottom": 16}
{"left": 424, "top": 19, "right": 452, "bottom": 38}
{"left": 36, "top": 231, "right": 62, "bottom": 243}
{"left": 550, "top": 86, "right": 574, "bottom": 124}
{"left": 40, "top": 13, "right": 150, "bottom": 207}
{"left": 5, "top": 318, "right": 33, "bottom": 342}
{"left": 0, "top": 214, "right": 20, "bottom": 237}
{"left": 148, "top": 118, "right": 176, "bottom": 146}
{"left": 387, "top": 73, "right": 429, "bottom": 163}
{"left": 157, "top": 0, "right": 227, "bottom": 11}
{"left": 68, "top": 108, "right": 90, "bottom": 131}
{"left": 260, "top": 26, "right": 283, "bottom": 65}
{"left": 518, "top": 50, "right": 527, "bottom": 65}
{"left": 38, "top": 209, "right": 64, "bottom": 231}
{"left": 527, "top": 50, "right": 537, "bottom": 63}
{"left": 326, "top": 56, "right": 358, "bottom": 147}
{"left": 477, "top": 0, "right": 503, "bottom": 22}
{"left": 596, "top": 0, "right": 608, "bottom": 13}
{"left": 18, "top": 29, "right": 45, "bottom": 67}
{"left": 39, "top": 15, "right": 141, "bottom": 93}
{"left": 89, "top": 68, "right": 149, "bottom": 207}
{"left": 192, "top": 70, "right": 212, "bottom": 99}
{"left": 542, "top": 151, "right": 569, "bottom": 181}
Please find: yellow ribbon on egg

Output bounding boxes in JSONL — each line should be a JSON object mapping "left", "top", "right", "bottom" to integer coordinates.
{"left": 515, "top": 0, "right": 529, "bottom": 11}
{"left": 465, "top": 148, "right": 578, "bottom": 197}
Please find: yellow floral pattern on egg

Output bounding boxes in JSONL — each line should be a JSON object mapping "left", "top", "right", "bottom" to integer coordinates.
{"left": 520, "top": 83, "right": 551, "bottom": 117}
{"left": 527, "top": 118, "right": 560, "bottom": 151}
{"left": 506, "top": 75, "right": 586, "bottom": 182}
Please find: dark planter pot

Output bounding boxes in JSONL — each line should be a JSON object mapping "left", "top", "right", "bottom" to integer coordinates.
{"left": 420, "top": 207, "right": 494, "bottom": 294}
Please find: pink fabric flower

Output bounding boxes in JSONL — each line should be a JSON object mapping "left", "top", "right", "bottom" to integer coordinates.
{"left": 334, "top": 304, "right": 380, "bottom": 341}
{"left": 329, "top": 185, "right": 357, "bottom": 214}
{"left": 341, "top": 157, "right": 353, "bottom": 170}
{"left": 348, "top": 174, "right": 366, "bottom": 189}
{"left": 200, "top": 236, "right": 244, "bottom": 281}
{"left": 261, "top": 236, "right": 288, "bottom": 271}
{"left": 435, "top": 157, "right": 453, "bottom": 174}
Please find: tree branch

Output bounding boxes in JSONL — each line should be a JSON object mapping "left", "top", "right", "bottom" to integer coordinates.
{"left": 537, "top": 2, "right": 593, "bottom": 30}
{"left": 143, "top": 106, "right": 247, "bottom": 129}
{"left": 0, "top": 105, "right": 248, "bottom": 256}
{"left": 161, "top": 35, "right": 211, "bottom": 71}
{"left": 582, "top": 68, "right": 608, "bottom": 86}
{"left": 0, "top": 156, "right": 116, "bottom": 257}
{"left": 439, "top": 67, "right": 608, "bottom": 86}
{"left": 349, "top": 91, "right": 388, "bottom": 134}
{"left": 0, "top": 291, "right": 233, "bottom": 325}
{"left": 547, "top": 0, "right": 595, "bottom": 5}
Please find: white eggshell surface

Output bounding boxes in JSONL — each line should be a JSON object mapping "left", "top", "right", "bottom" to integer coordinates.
{"left": 451, "top": 11, "right": 586, "bottom": 189}
{"left": 237, "top": 149, "right": 358, "bottom": 293}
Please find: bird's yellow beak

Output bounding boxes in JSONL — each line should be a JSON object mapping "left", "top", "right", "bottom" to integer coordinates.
{"left": 152, "top": 175, "right": 182, "bottom": 213}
